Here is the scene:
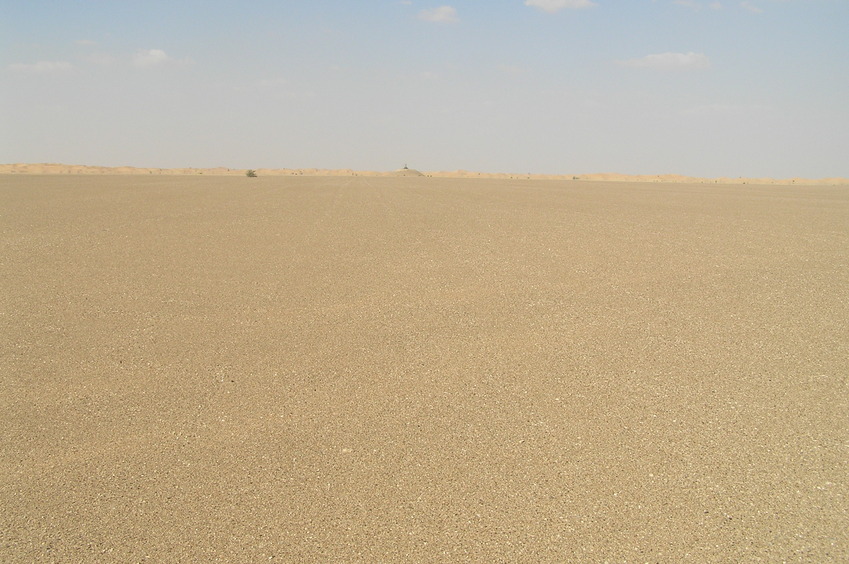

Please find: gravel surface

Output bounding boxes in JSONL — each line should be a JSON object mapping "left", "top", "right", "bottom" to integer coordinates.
{"left": 2, "top": 174, "right": 847, "bottom": 562}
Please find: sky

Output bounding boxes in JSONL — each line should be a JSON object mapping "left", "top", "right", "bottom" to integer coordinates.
{"left": 2, "top": 0, "right": 848, "bottom": 178}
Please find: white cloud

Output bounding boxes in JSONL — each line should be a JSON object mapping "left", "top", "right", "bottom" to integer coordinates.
{"left": 671, "top": 1, "right": 723, "bottom": 11}
{"left": 740, "top": 1, "right": 763, "bottom": 13}
{"left": 8, "top": 61, "right": 74, "bottom": 73}
{"left": 417, "top": 6, "right": 459, "bottom": 23}
{"left": 673, "top": 0, "right": 701, "bottom": 9}
{"left": 618, "top": 51, "right": 711, "bottom": 70}
{"left": 75, "top": 39, "right": 98, "bottom": 46}
{"left": 524, "top": 0, "right": 597, "bottom": 13}
{"left": 133, "top": 49, "right": 170, "bottom": 67}
{"left": 132, "top": 48, "right": 187, "bottom": 68}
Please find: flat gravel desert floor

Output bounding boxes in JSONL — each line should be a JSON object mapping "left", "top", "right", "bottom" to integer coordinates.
{"left": 2, "top": 175, "right": 848, "bottom": 562}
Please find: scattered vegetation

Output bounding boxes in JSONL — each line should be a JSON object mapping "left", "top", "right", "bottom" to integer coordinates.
{"left": 246, "top": 169, "right": 257, "bottom": 177}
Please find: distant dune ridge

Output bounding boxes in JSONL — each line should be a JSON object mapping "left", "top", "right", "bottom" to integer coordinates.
{"left": 1, "top": 162, "right": 847, "bottom": 185}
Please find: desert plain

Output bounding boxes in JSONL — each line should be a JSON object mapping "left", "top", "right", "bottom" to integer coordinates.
{"left": 1, "top": 172, "right": 848, "bottom": 562}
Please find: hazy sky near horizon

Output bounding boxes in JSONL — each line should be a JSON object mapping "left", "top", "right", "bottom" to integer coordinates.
{"left": 2, "top": 0, "right": 848, "bottom": 177}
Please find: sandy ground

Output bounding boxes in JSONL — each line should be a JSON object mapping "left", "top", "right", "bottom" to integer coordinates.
{"left": 1, "top": 174, "right": 847, "bottom": 562}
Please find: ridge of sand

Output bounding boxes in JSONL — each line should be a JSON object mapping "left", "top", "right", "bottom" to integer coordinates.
{"left": 393, "top": 167, "right": 425, "bottom": 176}
{"left": 1, "top": 162, "right": 847, "bottom": 185}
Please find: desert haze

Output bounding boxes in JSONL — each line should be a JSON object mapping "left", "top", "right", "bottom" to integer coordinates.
{"left": 1, "top": 173, "right": 847, "bottom": 562}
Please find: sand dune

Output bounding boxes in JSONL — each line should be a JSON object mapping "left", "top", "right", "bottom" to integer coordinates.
{"left": 2, "top": 162, "right": 847, "bottom": 185}
{"left": 2, "top": 174, "right": 847, "bottom": 562}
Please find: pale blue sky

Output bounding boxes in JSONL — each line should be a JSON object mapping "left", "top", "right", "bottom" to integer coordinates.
{"left": 2, "top": 0, "right": 847, "bottom": 177}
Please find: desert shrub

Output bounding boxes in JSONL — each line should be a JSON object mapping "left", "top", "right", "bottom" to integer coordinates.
{"left": 246, "top": 169, "right": 257, "bottom": 177}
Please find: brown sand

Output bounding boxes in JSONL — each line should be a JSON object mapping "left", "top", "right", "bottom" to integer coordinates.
{"left": 1, "top": 174, "right": 847, "bottom": 562}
